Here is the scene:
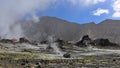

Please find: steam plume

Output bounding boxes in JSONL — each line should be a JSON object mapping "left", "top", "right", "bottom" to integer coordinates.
{"left": 0, "top": 0, "right": 56, "bottom": 39}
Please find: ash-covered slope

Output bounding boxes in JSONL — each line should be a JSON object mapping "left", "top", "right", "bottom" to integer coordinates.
{"left": 90, "top": 19, "right": 120, "bottom": 43}
{"left": 21, "top": 16, "right": 83, "bottom": 42}
{"left": 21, "top": 16, "right": 120, "bottom": 44}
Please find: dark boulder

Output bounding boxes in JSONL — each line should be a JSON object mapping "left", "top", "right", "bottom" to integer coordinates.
{"left": 63, "top": 53, "right": 71, "bottom": 58}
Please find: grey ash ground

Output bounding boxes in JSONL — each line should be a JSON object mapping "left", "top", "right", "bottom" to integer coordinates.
{"left": 0, "top": 35, "right": 120, "bottom": 68}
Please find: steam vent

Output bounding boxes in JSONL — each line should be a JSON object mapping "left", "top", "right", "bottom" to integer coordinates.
{"left": 0, "top": 0, "right": 120, "bottom": 68}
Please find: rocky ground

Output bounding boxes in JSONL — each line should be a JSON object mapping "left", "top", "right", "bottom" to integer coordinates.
{"left": 0, "top": 42, "right": 120, "bottom": 68}
{"left": 0, "top": 35, "right": 120, "bottom": 68}
{"left": 0, "top": 53, "right": 120, "bottom": 68}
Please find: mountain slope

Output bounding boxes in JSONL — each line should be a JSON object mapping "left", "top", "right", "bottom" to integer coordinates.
{"left": 21, "top": 16, "right": 120, "bottom": 44}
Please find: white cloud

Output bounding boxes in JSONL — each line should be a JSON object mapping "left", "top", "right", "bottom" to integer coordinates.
{"left": 113, "top": 12, "right": 120, "bottom": 17}
{"left": 0, "top": 0, "right": 57, "bottom": 39}
{"left": 67, "top": 0, "right": 106, "bottom": 6}
{"left": 84, "top": 0, "right": 106, "bottom": 5}
{"left": 94, "top": 0, "right": 106, "bottom": 4}
{"left": 93, "top": 8, "right": 109, "bottom": 16}
{"left": 112, "top": 0, "right": 120, "bottom": 17}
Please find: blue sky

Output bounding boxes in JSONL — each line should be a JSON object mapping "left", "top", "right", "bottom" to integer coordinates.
{"left": 0, "top": 0, "right": 120, "bottom": 25}
{"left": 34, "top": 0, "right": 120, "bottom": 24}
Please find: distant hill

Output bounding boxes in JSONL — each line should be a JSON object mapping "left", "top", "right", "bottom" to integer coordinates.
{"left": 21, "top": 16, "right": 120, "bottom": 44}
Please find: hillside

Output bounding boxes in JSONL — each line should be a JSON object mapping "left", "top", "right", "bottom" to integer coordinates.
{"left": 21, "top": 16, "right": 120, "bottom": 44}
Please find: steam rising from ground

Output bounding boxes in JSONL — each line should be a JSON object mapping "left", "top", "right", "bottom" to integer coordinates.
{"left": 0, "top": 0, "right": 56, "bottom": 39}
{"left": 47, "top": 36, "right": 63, "bottom": 58}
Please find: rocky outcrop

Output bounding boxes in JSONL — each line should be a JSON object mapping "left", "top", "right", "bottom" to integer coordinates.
{"left": 75, "top": 35, "right": 93, "bottom": 47}
{"left": 75, "top": 35, "right": 119, "bottom": 47}
{"left": 0, "top": 39, "right": 17, "bottom": 44}
{"left": 19, "top": 37, "right": 30, "bottom": 43}
{"left": 93, "top": 38, "right": 118, "bottom": 47}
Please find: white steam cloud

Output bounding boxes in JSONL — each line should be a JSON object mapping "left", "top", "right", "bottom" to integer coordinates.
{"left": 0, "top": 0, "right": 56, "bottom": 39}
